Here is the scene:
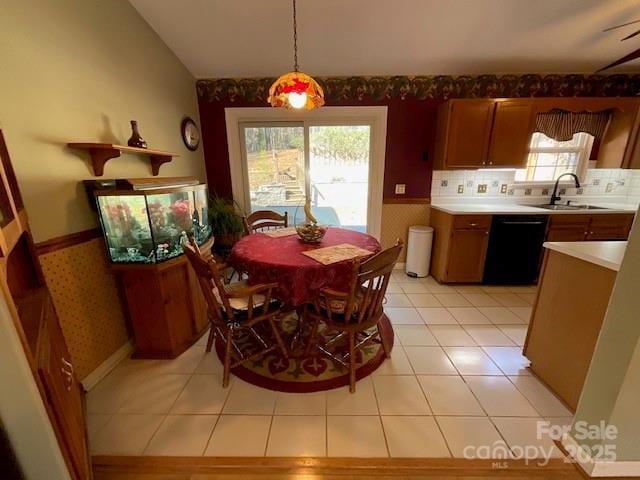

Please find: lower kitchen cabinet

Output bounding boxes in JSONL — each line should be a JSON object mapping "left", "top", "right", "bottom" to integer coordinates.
{"left": 586, "top": 214, "right": 635, "bottom": 240}
{"left": 546, "top": 215, "right": 590, "bottom": 242}
{"left": 524, "top": 248, "right": 617, "bottom": 410}
{"left": 430, "top": 210, "right": 490, "bottom": 283}
{"left": 547, "top": 214, "right": 634, "bottom": 242}
{"left": 430, "top": 209, "right": 635, "bottom": 284}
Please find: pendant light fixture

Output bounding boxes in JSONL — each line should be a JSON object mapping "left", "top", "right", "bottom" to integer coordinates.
{"left": 268, "top": 0, "right": 324, "bottom": 110}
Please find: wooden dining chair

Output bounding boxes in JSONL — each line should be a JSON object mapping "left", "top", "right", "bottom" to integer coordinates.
{"left": 303, "top": 239, "right": 403, "bottom": 392}
{"left": 183, "top": 235, "right": 288, "bottom": 387}
{"left": 244, "top": 210, "right": 288, "bottom": 234}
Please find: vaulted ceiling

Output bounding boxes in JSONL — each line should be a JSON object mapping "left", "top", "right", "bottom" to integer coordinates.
{"left": 129, "top": 0, "right": 640, "bottom": 78}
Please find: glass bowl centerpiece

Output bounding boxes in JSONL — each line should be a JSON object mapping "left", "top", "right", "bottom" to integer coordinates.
{"left": 295, "top": 200, "right": 327, "bottom": 243}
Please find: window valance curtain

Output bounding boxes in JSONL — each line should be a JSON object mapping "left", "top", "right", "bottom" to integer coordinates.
{"left": 534, "top": 109, "right": 612, "bottom": 142}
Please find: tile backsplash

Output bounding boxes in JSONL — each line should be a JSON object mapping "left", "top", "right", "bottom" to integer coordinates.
{"left": 432, "top": 168, "right": 640, "bottom": 206}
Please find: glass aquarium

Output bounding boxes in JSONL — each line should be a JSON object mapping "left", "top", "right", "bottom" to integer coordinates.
{"left": 94, "top": 182, "right": 212, "bottom": 264}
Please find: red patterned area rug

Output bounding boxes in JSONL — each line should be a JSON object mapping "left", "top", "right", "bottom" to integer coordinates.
{"left": 213, "top": 312, "right": 394, "bottom": 393}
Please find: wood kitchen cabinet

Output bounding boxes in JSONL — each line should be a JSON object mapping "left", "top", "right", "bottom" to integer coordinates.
{"left": 586, "top": 214, "right": 635, "bottom": 240}
{"left": 546, "top": 214, "right": 634, "bottom": 242}
{"left": 430, "top": 209, "right": 635, "bottom": 284}
{"left": 430, "top": 210, "right": 490, "bottom": 282}
{"left": 524, "top": 248, "right": 617, "bottom": 410}
{"left": 546, "top": 215, "right": 591, "bottom": 242}
{"left": 435, "top": 97, "right": 640, "bottom": 170}
{"left": 487, "top": 99, "right": 535, "bottom": 167}
{"left": 434, "top": 99, "right": 534, "bottom": 170}
{"left": 435, "top": 99, "right": 494, "bottom": 169}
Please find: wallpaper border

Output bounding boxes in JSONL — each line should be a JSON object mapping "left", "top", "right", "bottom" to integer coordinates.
{"left": 197, "top": 74, "right": 640, "bottom": 103}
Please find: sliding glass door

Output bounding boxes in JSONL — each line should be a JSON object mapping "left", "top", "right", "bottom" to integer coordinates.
{"left": 240, "top": 122, "right": 372, "bottom": 232}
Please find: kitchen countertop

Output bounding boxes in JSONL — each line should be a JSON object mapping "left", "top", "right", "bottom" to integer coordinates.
{"left": 430, "top": 202, "right": 638, "bottom": 215}
{"left": 543, "top": 241, "right": 627, "bottom": 271}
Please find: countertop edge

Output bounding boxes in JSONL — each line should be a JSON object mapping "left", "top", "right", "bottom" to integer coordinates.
{"left": 543, "top": 241, "right": 627, "bottom": 272}
{"left": 430, "top": 204, "right": 637, "bottom": 215}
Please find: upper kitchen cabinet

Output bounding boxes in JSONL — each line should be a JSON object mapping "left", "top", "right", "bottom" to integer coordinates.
{"left": 434, "top": 99, "right": 494, "bottom": 169}
{"left": 435, "top": 97, "right": 640, "bottom": 171}
{"left": 434, "top": 99, "right": 534, "bottom": 169}
{"left": 487, "top": 99, "right": 535, "bottom": 167}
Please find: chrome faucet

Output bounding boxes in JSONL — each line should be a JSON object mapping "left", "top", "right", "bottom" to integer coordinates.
{"left": 550, "top": 173, "right": 581, "bottom": 205}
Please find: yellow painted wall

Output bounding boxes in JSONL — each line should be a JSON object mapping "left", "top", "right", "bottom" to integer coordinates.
{"left": 380, "top": 203, "right": 431, "bottom": 262}
{"left": 0, "top": 0, "right": 205, "bottom": 243}
{"left": 0, "top": 0, "right": 206, "bottom": 379}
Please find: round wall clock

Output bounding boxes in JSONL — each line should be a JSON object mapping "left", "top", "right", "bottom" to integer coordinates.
{"left": 181, "top": 117, "right": 200, "bottom": 151}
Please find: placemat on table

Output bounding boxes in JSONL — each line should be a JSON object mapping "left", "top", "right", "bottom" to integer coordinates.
{"left": 302, "top": 243, "right": 374, "bottom": 265}
{"left": 262, "top": 226, "right": 298, "bottom": 238}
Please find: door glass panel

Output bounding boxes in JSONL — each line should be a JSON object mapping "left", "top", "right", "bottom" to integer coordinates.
{"left": 309, "top": 125, "right": 370, "bottom": 232}
{"left": 242, "top": 125, "right": 304, "bottom": 216}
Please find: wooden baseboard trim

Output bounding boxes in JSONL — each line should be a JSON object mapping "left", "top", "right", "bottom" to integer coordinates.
{"left": 383, "top": 197, "right": 431, "bottom": 204}
{"left": 92, "top": 456, "right": 582, "bottom": 478}
{"left": 35, "top": 227, "right": 101, "bottom": 255}
{"left": 81, "top": 341, "right": 132, "bottom": 392}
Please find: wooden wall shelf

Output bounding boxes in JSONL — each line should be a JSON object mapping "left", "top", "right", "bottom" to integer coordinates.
{"left": 68, "top": 143, "right": 179, "bottom": 176}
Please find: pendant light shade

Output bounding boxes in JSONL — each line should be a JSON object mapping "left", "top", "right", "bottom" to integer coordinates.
{"left": 268, "top": 71, "right": 325, "bottom": 110}
{"left": 268, "top": 0, "right": 324, "bottom": 110}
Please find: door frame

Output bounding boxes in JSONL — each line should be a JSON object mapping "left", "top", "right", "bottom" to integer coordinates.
{"left": 225, "top": 106, "right": 388, "bottom": 239}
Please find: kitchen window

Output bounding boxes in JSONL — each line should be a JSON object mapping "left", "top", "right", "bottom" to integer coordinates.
{"left": 514, "top": 131, "right": 594, "bottom": 182}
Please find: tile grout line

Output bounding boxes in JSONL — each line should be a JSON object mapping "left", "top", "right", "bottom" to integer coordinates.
{"left": 369, "top": 375, "right": 391, "bottom": 458}
{"left": 262, "top": 385, "right": 279, "bottom": 457}
{"left": 140, "top": 364, "right": 204, "bottom": 456}
{"left": 140, "top": 412, "right": 171, "bottom": 456}
{"left": 414, "top": 370, "right": 454, "bottom": 459}
{"left": 193, "top": 352, "right": 233, "bottom": 456}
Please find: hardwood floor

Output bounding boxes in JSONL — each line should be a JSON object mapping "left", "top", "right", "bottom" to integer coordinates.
{"left": 93, "top": 457, "right": 588, "bottom": 480}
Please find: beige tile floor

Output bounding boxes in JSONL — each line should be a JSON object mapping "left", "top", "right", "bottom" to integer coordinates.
{"left": 86, "top": 273, "right": 573, "bottom": 459}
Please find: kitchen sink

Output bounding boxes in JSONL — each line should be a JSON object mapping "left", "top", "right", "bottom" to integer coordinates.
{"left": 527, "top": 203, "right": 609, "bottom": 211}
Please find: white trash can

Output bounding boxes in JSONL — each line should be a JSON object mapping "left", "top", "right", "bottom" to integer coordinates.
{"left": 405, "top": 225, "right": 434, "bottom": 278}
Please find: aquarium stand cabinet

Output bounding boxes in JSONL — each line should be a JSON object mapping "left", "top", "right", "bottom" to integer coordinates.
{"left": 90, "top": 177, "right": 213, "bottom": 358}
{"left": 68, "top": 143, "right": 179, "bottom": 176}
{"left": 113, "top": 256, "right": 209, "bottom": 358}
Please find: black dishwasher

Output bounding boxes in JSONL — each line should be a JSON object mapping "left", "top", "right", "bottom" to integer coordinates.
{"left": 483, "top": 215, "right": 548, "bottom": 285}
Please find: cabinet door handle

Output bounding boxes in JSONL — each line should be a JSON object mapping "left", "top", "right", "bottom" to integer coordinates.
{"left": 485, "top": 231, "right": 489, "bottom": 235}
{"left": 469, "top": 222, "right": 478, "bottom": 227}
{"left": 60, "top": 366, "right": 73, "bottom": 391}
{"left": 62, "top": 357, "right": 74, "bottom": 375}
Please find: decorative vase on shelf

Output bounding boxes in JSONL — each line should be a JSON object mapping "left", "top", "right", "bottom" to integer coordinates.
{"left": 127, "top": 120, "right": 147, "bottom": 149}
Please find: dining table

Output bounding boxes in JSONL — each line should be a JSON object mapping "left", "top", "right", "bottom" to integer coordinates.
{"left": 227, "top": 227, "right": 381, "bottom": 307}
{"left": 222, "top": 226, "right": 394, "bottom": 391}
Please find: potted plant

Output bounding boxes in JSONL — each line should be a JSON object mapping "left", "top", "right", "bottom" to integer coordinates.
{"left": 208, "top": 195, "right": 245, "bottom": 256}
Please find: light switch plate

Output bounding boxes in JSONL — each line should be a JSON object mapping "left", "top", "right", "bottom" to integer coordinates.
{"left": 477, "top": 184, "right": 487, "bottom": 193}
{"left": 395, "top": 184, "right": 406, "bottom": 194}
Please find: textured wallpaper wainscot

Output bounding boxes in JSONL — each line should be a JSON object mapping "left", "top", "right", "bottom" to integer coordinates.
{"left": 39, "top": 239, "right": 129, "bottom": 380}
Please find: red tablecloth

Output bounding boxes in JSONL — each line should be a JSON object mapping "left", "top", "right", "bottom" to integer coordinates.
{"left": 228, "top": 228, "right": 381, "bottom": 306}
